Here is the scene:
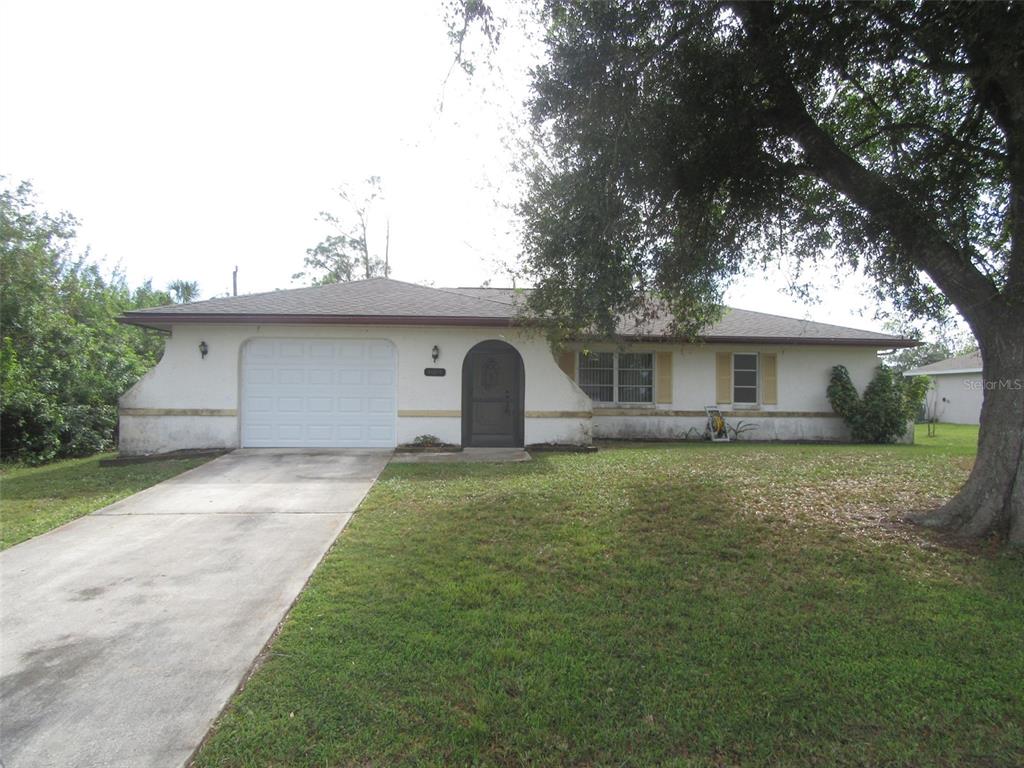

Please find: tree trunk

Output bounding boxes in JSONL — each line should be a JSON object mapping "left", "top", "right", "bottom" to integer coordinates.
{"left": 917, "top": 320, "right": 1024, "bottom": 545}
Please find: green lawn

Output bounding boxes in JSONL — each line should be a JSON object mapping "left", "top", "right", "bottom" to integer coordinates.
{"left": 195, "top": 425, "right": 1024, "bottom": 767}
{"left": 912, "top": 421, "right": 981, "bottom": 454}
{"left": 0, "top": 453, "right": 213, "bottom": 549}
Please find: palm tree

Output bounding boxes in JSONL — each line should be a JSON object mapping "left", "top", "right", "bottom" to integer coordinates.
{"left": 167, "top": 280, "right": 199, "bottom": 304}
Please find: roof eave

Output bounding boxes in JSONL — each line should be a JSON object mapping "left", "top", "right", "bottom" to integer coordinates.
{"left": 116, "top": 313, "right": 919, "bottom": 348}
{"left": 620, "top": 334, "right": 920, "bottom": 348}
{"left": 903, "top": 366, "right": 983, "bottom": 376}
{"left": 117, "top": 313, "right": 518, "bottom": 330}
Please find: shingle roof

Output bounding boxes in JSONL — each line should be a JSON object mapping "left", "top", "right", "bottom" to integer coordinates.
{"left": 904, "top": 350, "right": 982, "bottom": 376}
{"left": 699, "top": 307, "right": 907, "bottom": 345}
{"left": 443, "top": 287, "right": 911, "bottom": 346}
{"left": 124, "top": 278, "right": 514, "bottom": 319}
{"left": 446, "top": 287, "right": 527, "bottom": 306}
{"left": 120, "top": 277, "right": 915, "bottom": 347}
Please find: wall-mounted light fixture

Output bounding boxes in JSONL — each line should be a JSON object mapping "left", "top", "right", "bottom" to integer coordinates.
{"left": 199, "top": 340, "right": 209, "bottom": 359}
{"left": 431, "top": 345, "right": 440, "bottom": 363}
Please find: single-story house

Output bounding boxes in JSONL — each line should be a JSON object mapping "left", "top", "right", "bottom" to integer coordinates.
{"left": 904, "top": 351, "right": 983, "bottom": 425}
{"left": 116, "top": 277, "right": 916, "bottom": 454}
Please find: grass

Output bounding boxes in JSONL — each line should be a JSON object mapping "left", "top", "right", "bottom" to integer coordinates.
{"left": 189, "top": 423, "right": 1020, "bottom": 767}
{"left": 0, "top": 453, "right": 212, "bottom": 549}
{"left": 912, "top": 421, "right": 981, "bottom": 455}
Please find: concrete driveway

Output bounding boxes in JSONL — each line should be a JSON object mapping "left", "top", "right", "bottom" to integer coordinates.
{"left": 0, "top": 449, "right": 390, "bottom": 768}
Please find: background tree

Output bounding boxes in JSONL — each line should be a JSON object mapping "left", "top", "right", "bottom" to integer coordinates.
{"left": 294, "top": 176, "right": 392, "bottom": 284}
{"left": 0, "top": 180, "right": 181, "bottom": 462}
{"left": 167, "top": 279, "right": 200, "bottom": 304}
{"left": 456, "top": 0, "right": 1024, "bottom": 543}
{"left": 882, "top": 318, "right": 977, "bottom": 374}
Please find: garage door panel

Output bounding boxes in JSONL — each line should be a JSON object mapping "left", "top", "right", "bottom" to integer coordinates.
{"left": 307, "top": 397, "right": 333, "bottom": 413}
{"left": 277, "top": 425, "right": 302, "bottom": 440}
{"left": 246, "top": 396, "right": 273, "bottom": 413}
{"left": 367, "top": 425, "right": 395, "bottom": 441}
{"left": 277, "top": 397, "right": 304, "bottom": 412}
{"left": 308, "top": 369, "right": 333, "bottom": 385}
{"left": 278, "top": 369, "right": 304, "bottom": 385}
{"left": 368, "top": 398, "right": 394, "bottom": 413}
{"left": 247, "top": 340, "right": 275, "bottom": 358}
{"left": 368, "top": 342, "right": 393, "bottom": 359}
{"left": 337, "top": 370, "right": 363, "bottom": 385}
{"left": 367, "top": 370, "right": 393, "bottom": 386}
{"left": 246, "top": 369, "right": 275, "bottom": 385}
{"left": 241, "top": 339, "right": 396, "bottom": 448}
{"left": 308, "top": 425, "right": 333, "bottom": 440}
{"left": 339, "top": 342, "right": 366, "bottom": 360}
{"left": 246, "top": 424, "right": 273, "bottom": 441}
{"left": 336, "top": 425, "right": 363, "bottom": 441}
{"left": 336, "top": 397, "right": 362, "bottom": 412}
{"left": 309, "top": 341, "right": 336, "bottom": 358}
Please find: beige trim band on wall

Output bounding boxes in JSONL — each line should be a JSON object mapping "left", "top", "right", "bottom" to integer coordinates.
{"left": 399, "top": 409, "right": 593, "bottom": 419}
{"left": 596, "top": 409, "right": 838, "bottom": 418}
{"left": 119, "top": 408, "right": 237, "bottom": 417}
{"left": 525, "top": 410, "right": 592, "bottom": 419}
{"left": 122, "top": 406, "right": 830, "bottom": 420}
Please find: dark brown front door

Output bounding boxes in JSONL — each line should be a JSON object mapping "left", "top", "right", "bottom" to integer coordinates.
{"left": 462, "top": 341, "right": 524, "bottom": 447}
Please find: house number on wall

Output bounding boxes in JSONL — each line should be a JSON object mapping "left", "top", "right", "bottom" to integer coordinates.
{"left": 424, "top": 368, "right": 446, "bottom": 377}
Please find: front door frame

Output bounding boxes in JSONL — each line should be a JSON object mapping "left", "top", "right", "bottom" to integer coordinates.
{"left": 461, "top": 340, "right": 525, "bottom": 447}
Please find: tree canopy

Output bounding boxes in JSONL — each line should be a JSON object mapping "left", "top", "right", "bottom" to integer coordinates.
{"left": 503, "top": 1, "right": 1021, "bottom": 339}
{"left": 457, "top": 0, "right": 1024, "bottom": 542}
{"left": 295, "top": 176, "right": 392, "bottom": 285}
{"left": 0, "top": 180, "right": 190, "bottom": 462}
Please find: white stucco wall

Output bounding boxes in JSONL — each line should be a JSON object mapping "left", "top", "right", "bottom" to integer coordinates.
{"left": 926, "top": 372, "right": 983, "bottom": 425}
{"left": 118, "top": 415, "right": 238, "bottom": 455}
{"left": 118, "top": 322, "right": 900, "bottom": 454}
{"left": 118, "top": 324, "right": 592, "bottom": 454}
{"left": 563, "top": 341, "right": 889, "bottom": 442}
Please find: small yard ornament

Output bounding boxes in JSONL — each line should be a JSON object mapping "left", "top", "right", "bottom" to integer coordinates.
{"left": 704, "top": 406, "right": 730, "bottom": 442}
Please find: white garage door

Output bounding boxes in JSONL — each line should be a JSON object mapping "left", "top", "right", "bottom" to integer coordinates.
{"left": 241, "top": 339, "right": 396, "bottom": 448}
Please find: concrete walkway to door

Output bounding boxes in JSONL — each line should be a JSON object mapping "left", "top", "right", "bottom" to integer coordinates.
{"left": 0, "top": 449, "right": 390, "bottom": 768}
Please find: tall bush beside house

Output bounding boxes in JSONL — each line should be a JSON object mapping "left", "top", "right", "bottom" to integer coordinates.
{"left": 827, "top": 365, "right": 929, "bottom": 444}
{"left": 0, "top": 180, "right": 178, "bottom": 463}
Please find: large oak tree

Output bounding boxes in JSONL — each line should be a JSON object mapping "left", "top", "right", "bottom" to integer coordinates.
{"left": 460, "top": 1, "right": 1024, "bottom": 543}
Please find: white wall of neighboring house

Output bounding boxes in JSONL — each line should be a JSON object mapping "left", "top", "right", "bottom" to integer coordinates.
{"left": 118, "top": 323, "right": 894, "bottom": 454}
{"left": 925, "top": 372, "right": 984, "bottom": 425}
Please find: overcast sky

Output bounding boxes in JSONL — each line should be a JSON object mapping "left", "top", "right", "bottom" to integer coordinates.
{"left": 2, "top": 0, "right": 904, "bottom": 334}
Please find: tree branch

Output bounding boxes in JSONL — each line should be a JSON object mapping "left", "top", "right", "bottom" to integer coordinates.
{"left": 732, "top": 1, "right": 1004, "bottom": 330}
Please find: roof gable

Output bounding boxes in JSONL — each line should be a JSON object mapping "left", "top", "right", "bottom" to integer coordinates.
{"left": 905, "top": 350, "right": 983, "bottom": 376}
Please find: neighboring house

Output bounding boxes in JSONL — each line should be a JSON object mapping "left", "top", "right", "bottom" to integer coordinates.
{"left": 116, "top": 278, "right": 916, "bottom": 454}
{"left": 904, "top": 351, "right": 983, "bottom": 425}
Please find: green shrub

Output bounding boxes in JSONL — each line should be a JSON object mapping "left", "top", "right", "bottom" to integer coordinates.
{"left": 1, "top": 180, "right": 175, "bottom": 464}
{"left": 827, "top": 365, "right": 928, "bottom": 443}
{"left": 411, "top": 434, "right": 444, "bottom": 447}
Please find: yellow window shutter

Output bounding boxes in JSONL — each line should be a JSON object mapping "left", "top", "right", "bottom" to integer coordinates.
{"left": 655, "top": 351, "right": 673, "bottom": 404}
{"left": 715, "top": 352, "right": 732, "bottom": 404}
{"left": 557, "top": 350, "right": 575, "bottom": 378}
{"left": 762, "top": 353, "right": 778, "bottom": 405}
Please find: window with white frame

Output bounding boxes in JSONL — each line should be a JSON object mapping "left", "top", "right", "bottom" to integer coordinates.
{"left": 733, "top": 353, "right": 758, "bottom": 404}
{"left": 578, "top": 352, "right": 654, "bottom": 404}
